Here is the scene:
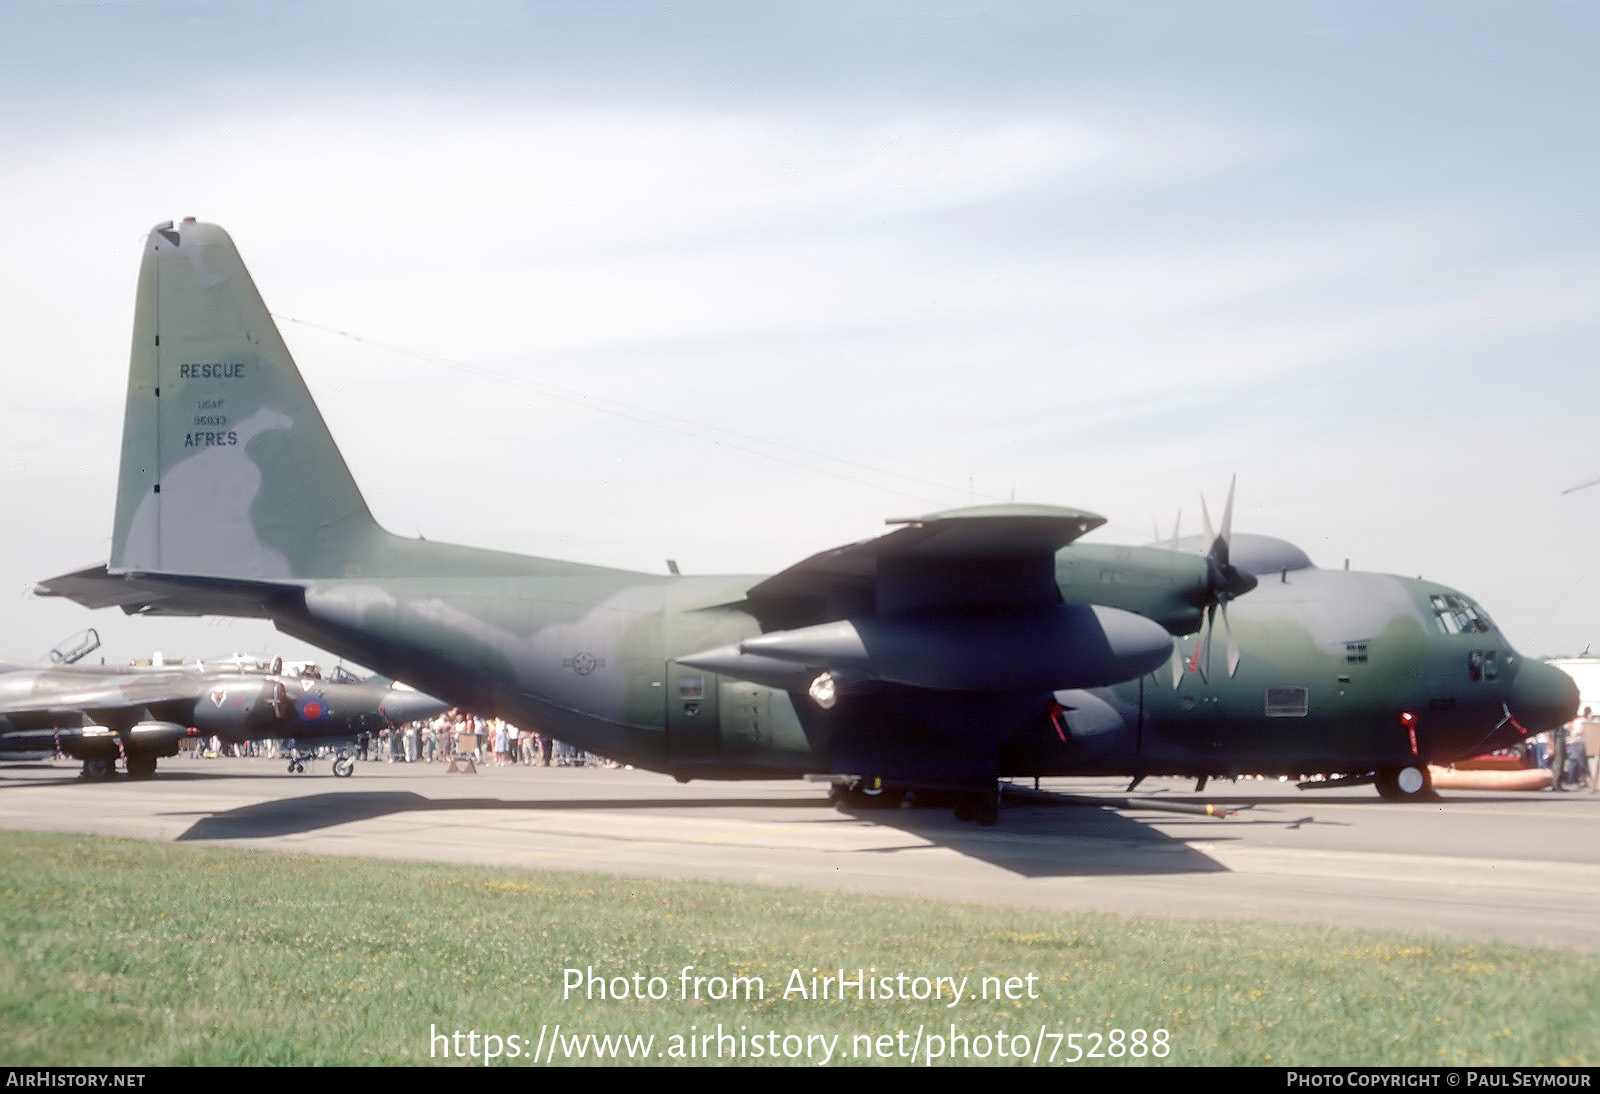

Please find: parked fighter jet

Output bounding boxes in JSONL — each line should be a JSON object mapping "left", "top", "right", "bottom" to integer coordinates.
{"left": 0, "top": 657, "right": 449, "bottom": 779}
{"left": 35, "top": 220, "right": 1577, "bottom": 821}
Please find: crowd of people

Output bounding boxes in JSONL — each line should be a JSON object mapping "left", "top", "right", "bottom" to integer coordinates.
{"left": 179, "top": 709, "right": 614, "bottom": 769}
{"left": 360, "top": 710, "right": 613, "bottom": 768}
{"left": 1528, "top": 707, "right": 1600, "bottom": 791}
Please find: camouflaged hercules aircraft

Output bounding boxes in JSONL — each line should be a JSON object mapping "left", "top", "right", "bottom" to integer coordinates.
{"left": 0, "top": 656, "right": 449, "bottom": 779}
{"left": 36, "top": 220, "right": 1578, "bottom": 823}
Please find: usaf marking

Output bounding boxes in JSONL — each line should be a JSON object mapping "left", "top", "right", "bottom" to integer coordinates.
{"left": 563, "top": 652, "right": 605, "bottom": 676}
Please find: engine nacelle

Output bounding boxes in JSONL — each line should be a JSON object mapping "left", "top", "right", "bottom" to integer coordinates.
{"left": 735, "top": 604, "right": 1172, "bottom": 694}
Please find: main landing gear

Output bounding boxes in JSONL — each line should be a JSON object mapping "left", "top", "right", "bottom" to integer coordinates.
{"left": 79, "top": 754, "right": 160, "bottom": 780}
{"left": 80, "top": 757, "right": 116, "bottom": 781}
{"left": 831, "top": 778, "right": 1001, "bottom": 826}
{"left": 952, "top": 787, "right": 1000, "bottom": 827}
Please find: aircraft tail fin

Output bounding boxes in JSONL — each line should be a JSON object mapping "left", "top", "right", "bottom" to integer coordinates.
{"left": 111, "top": 220, "right": 380, "bottom": 581}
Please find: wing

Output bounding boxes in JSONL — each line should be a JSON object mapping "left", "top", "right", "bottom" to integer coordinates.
{"left": 680, "top": 504, "right": 1172, "bottom": 695}
{"left": 0, "top": 665, "right": 208, "bottom": 735}
{"left": 742, "top": 503, "right": 1103, "bottom": 629}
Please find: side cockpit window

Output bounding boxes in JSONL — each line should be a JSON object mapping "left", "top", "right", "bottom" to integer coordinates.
{"left": 1430, "top": 593, "right": 1492, "bottom": 635}
{"left": 1467, "top": 650, "right": 1498, "bottom": 683}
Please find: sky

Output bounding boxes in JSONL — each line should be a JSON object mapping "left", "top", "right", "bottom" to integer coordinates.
{"left": 2, "top": 0, "right": 1598, "bottom": 668}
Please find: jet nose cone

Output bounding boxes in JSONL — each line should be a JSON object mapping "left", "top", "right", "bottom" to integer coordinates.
{"left": 1509, "top": 660, "right": 1579, "bottom": 735}
{"left": 378, "top": 688, "right": 451, "bottom": 725}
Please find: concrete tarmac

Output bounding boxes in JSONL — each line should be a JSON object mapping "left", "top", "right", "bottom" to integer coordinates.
{"left": 2, "top": 755, "right": 1597, "bottom": 951}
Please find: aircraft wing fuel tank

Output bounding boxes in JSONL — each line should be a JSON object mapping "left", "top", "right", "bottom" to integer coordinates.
{"left": 33, "top": 220, "right": 1581, "bottom": 819}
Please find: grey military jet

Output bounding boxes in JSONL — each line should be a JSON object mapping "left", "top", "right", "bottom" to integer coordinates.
{"left": 36, "top": 220, "right": 1577, "bottom": 821}
{"left": 0, "top": 657, "right": 448, "bottom": 779}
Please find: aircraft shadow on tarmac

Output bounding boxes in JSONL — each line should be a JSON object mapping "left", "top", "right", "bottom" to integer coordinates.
{"left": 0, "top": 766, "right": 347, "bottom": 789}
{"left": 153, "top": 787, "right": 1337, "bottom": 879}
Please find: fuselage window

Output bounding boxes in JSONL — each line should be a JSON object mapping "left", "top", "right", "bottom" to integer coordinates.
{"left": 1265, "top": 686, "right": 1309, "bottom": 717}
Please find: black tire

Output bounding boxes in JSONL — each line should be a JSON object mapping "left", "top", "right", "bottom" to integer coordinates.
{"left": 1375, "top": 765, "right": 1432, "bottom": 801}
{"left": 332, "top": 757, "right": 354, "bottom": 778}
{"left": 126, "top": 755, "right": 158, "bottom": 780}
{"left": 83, "top": 757, "right": 115, "bottom": 781}
{"left": 834, "top": 787, "right": 906, "bottom": 810}
{"left": 972, "top": 792, "right": 999, "bottom": 827}
{"left": 953, "top": 790, "right": 1000, "bottom": 825}
{"left": 833, "top": 778, "right": 905, "bottom": 810}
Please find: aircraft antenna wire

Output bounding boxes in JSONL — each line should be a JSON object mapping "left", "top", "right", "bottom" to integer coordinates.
{"left": 274, "top": 313, "right": 1005, "bottom": 510}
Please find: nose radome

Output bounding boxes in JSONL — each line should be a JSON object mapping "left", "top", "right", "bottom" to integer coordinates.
{"left": 379, "top": 688, "right": 451, "bottom": 724}
{"left": 1509, "top": 660, "right": 1579, "bottom": 735}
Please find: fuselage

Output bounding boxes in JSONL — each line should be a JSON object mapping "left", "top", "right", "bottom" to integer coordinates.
{"left": 265, "top": 546, "right": 1574, "bottom": 785}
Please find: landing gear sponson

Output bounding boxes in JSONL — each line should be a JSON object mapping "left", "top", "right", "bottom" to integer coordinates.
{"left": 828, "top": 776, "right": 1001, "bottom": 826}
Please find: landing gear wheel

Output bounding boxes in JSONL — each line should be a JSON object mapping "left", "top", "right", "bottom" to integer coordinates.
{"left": 288, "top": 760, "right": 305, "bottom": 774}
{"left": 126, "top": 755, "right": 158, "bottom": 780}
{"left": 82, "top": 757, "right": 115, "bottom": 781}
{"left": 954, "top": 789, "right": 1000, "bottom": 826}
{"left": 972, "top": 792, "right": 999, "bottom": 827}
{"left": 1375, "top": 765, "right": 1432, "bottom": 801}
{"left": 332, "top": 757, "right": 354, "bottom": 778}
{"left": 833, "top": 777, "right": 905, "bottom": 811}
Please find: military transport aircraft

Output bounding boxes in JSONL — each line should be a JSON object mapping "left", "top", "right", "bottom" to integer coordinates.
{"left": 0, "top": 657, "right": 448, "bottom": 779}
{"left": 35, "top": 220, "right": 1578, "bottom": 823}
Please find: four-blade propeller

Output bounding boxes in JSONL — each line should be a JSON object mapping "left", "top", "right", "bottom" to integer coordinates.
{"left": 1168, "top": 476, "right": 1258, "bottom": 687}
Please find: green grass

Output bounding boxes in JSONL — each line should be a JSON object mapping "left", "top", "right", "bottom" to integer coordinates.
{"left": 1, "top": 831, "right": 1593, "bottom": 1066}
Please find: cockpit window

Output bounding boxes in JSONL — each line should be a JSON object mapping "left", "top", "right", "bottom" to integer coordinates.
{"left": 1430, "top": 594, "right": 1492, "bottom": 635}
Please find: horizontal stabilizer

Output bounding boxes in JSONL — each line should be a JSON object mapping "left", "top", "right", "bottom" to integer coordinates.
{"left": 34, "top": 564, "right": 292, "bottom": 619}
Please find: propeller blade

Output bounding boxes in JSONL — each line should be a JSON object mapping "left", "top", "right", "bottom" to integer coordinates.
{"left": 1222, "top": 601, "right": 1240, "bottom": 678}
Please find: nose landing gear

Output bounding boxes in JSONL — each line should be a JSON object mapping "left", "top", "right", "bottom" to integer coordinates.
{"left": 1375, "top": 765, "right": 1433, "bottom": 801}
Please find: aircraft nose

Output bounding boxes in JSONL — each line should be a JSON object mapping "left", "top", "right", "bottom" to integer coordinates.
{"left": 1508, "top": 659, "right": 1578, "bottom": 735}
{"left": 379, "top": 688, "right": 451, "bottom": 725}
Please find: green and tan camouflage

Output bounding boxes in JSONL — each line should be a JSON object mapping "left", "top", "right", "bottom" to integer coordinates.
{"left": 36, "top": 220, "right": 1578, "bottom": 820}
